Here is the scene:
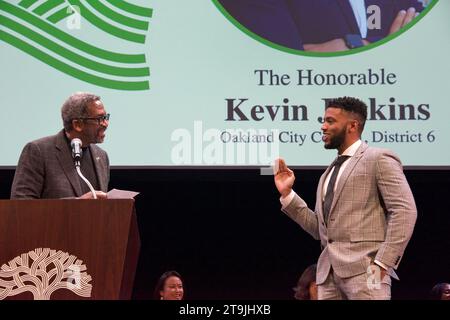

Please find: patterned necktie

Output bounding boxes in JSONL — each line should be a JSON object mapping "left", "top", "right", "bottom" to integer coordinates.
{"left": 323, "top": 155, "right": 350, "bottom": 224}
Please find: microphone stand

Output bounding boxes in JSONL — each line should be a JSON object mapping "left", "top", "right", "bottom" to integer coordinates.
{"left": 74, "top": 157, "right": 97, "bottom": 199}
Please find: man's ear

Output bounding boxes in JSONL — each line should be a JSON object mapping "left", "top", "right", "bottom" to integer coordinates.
{"left": 72, "top": 119, "right": 84, "bottom": 132}
{"left": 348, "top": 119, "right": 358, "bottom": 133}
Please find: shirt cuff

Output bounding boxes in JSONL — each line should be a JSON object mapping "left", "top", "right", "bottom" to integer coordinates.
{"left": 280, "top": 190, "right": 295, "bottom": 209}
{"left": 374, "top": 259, "right": 388, "bottom": 270}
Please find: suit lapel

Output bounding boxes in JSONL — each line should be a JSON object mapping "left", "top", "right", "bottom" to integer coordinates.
{"left": 336, "top": 0, "right": 362, "bottom": 35}
{"left": 90, "top": 146, "right": 106, "bottom": 192}
{"left": 329, "top": 143, "right": 369, "bottom": 215}
{"left": 55, "top": 130, "right": 83, "bottom": 197}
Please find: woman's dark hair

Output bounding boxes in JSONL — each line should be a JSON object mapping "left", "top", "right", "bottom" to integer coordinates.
{"left": 430, "top": 283, "right": 448, "bottom": 300}
{"left": 293, "top": 264, "right": 317, "bottom": 300}
{"left": 153, "top": 270, "right": 183, "bottom": 300}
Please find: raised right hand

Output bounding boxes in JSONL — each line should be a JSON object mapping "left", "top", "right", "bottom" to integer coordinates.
{"left": 274, "top": 158, "right": 295, "bottom": 198}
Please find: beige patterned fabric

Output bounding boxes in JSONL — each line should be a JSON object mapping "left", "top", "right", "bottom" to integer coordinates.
{"left": 282, "top": 143, "right": 417, "bottom": 298}
{"left": 318, "top": 267, "right": 391, "bottom": 300}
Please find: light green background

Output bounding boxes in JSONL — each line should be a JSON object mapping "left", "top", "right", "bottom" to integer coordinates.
{"left": 1, "top": 0, "right": 449, "bottom": 166}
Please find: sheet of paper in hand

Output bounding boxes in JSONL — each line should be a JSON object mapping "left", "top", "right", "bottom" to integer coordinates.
{"left": 107, "top": 189, "right": 140, "bottom": 199}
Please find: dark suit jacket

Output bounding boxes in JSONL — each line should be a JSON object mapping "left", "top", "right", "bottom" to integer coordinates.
{"left": 218, "top": 0, "right": 304, "bottom": 49}
{"left": 290, "top": 0, "right": 424, "bottom": 44}
{"left": 219, "top": 0, "right": 424, "bottom": 49}
{"left": 11, "top": 130, "right": 109, "bottom": 199}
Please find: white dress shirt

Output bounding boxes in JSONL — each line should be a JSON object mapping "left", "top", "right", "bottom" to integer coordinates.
{"left": 280, "top": 140, "right": 362, "bottom": 208}
{"left": 321, "top": 140, "right": 361, "bottom": 201}
{"left": 348, "top": 0, "right": 368, "bottom": 38}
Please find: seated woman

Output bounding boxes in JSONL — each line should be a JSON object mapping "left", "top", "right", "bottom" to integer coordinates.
{"left": 154, "top": 270, "right": 184, "bottom": 300}
{"left": 293, "top": 264, "right": 318, "bottom": 300}
{"left": 430, "top": 283, "right": 450, "bottom": 300}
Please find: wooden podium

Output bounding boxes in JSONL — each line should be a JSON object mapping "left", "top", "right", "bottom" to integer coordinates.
{"left": 0, "top": 199, "right": 140, "bottom": 300}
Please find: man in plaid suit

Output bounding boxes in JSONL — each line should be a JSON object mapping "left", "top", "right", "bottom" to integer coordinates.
{"left": 275, "top": 97, "right": 417, "bottom": 299}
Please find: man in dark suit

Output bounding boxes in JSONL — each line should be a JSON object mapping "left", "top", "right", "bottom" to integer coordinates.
{"left": 219, "top": 0, "right": 424, "bottom": 52}
{"left": 218, "top": 0, "right": 303, "bottom": 50}
{"left": 291, "top": 0, "right": 424, "bottom": 52}
{"left": 11, "top": 92, "right": 110, "bottom": 199}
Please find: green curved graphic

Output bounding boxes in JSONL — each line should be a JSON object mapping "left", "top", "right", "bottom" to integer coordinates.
{"left": 1, "top": 1, "right": 145, "bottom": 63}
{"left": 67, "top": 0, "right": 145, "bottom": 43}
{"left": 0, "top": 30, "right": 149, "bottom": 90}
{"left": 0, "top": 0, "right": 152, "bottom": 90}
{"left": 1, "top": 15, "right": 149, "bottom": 77}
{"left": 212, "top": 0, "right": 438, "bottom": 57}
{"left": 46, "top": 6, "right": 75, "bottom": 24}
{"left": 32, "top": 0, "right": 65, "bottom": 16}
{"left": 18, "top": 0, "right": 38, "bottom": 9}
{"left": 105, "top": 0, "right": 153, "bottom": 18}
{"left": 86, "top": 0, "right": 148, "bottom": 31}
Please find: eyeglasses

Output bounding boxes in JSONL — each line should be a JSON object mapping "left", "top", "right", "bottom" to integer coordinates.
{"left": 78, "top": 113, "right": 110, "bottom": 124}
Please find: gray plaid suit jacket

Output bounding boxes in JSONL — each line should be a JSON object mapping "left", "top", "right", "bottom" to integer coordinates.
{"left": 11, "top": 130, "right": 109, "bottom": 199}
{"left": 282, "top": 142, "right": 417, "bottom": 285}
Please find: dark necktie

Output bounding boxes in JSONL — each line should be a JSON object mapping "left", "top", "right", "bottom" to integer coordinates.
{"left": 323, "top": 155, "right": 350, "bottom": 224}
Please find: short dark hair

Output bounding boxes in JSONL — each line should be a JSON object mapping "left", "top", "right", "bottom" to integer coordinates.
{"left": 430, "top": 283, "right": 449, "bottom": 300}
{"left": 325, "top": 97, "right": 367, "bottom": 133}
{"left": 153, "top": 270, "right": 183, "bottom": 300}
{"left": 293, "top": 264, "right": 317, "bottom": 300}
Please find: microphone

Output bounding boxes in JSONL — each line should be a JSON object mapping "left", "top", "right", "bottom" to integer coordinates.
{"left": 70, "top": 138, "right": 97, "bottom": 199}
{"left": 70, "top": 138, "right": 83, "bottom": 163}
